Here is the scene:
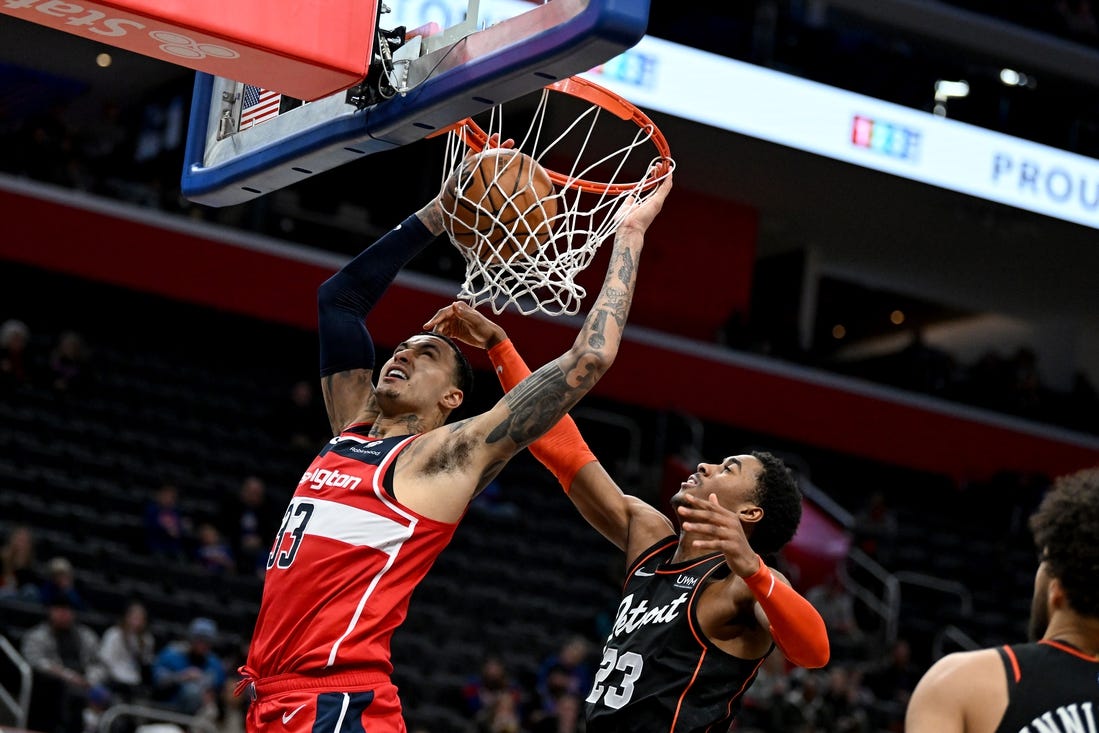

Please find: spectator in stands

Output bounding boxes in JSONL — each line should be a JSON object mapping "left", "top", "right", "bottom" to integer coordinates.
{"left": 218, "top": 475, "right": 282, "bottom": 578}
{"left": 216, "top": 638, "right": 251, "bottom": 733}
{"left": 863, "top": 637, "right": 920, "bottom": 729}
{"left": 529, "top": 692, "right": 582, "bottom": 733}
{"left": 460, "top": 653, "right": 527, "bottom": 733}
{"left": 274, "top": 379, "right": 331, "bottom": 459}
{"left": 98, "top": 600, "right": 156, "bottom": 702}
{"left": 144, "top": 482, "right": 192, "bottom": 561}
{"left": 38, "top": 556, "right": 88, "bottom": 611}
{"left": 82, "top": 684, "right": 114, "bottom": 733}
{"left": 0, "top": 523, "right": 42, "bottom": 600}
{"left": 21, "top": 596, "right": 107, "bottom": 733}
{"left": 0, "top": 318, "right": 32, "bottom": 390}
{"left": 782, "top": 669, "right": 832, "bottom": 731}
{"left": 152, "top": 617, "right": 226, "bottom": 718}
{"left": 533, "top": 636, "right": 593, "bottom": 720}
{"left": 805, "top": 571, "right": 867, "bottom": 661}
{"left": 1006, "top": 345, "right": 1045, "bottom": 418}
{"left": 17, "top": 102, "right": 82, "bottom": 187}
{"left": 738, "top": 650, "right": 791, "bottom": 731}
{"left": 897, "top": 328, "right": 955, "bottom": 396}
{"left": 852, "top": 491, "right": 898, "bottom": 566}
{"left": 194, "top": 522, "right": 236, "bottom": 575}
{"left": 822, "top": 665, "right": 872, "bottom": 733}
{"left": 48, "top": 329, "right": 92, "bottom": 393}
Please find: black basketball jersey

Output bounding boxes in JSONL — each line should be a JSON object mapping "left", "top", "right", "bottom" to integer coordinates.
{"left": 585, "top": 537, "right": 773, "bottom": 733}
{"left": 994, "top": 639, "right": 1099, "bottom": 733}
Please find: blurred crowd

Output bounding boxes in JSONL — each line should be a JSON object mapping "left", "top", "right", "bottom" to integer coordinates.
{"left": 0, "top": 316, "right": 941, "bottom": 733}
{"left": 3, "top": 514, "right": 922, "bottom": 733}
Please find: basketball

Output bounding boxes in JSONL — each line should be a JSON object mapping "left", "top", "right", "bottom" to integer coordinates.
{"left": 441, "top": 148, "right": 558, "bottom": 262}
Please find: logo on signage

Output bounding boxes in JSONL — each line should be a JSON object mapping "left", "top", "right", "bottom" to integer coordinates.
{"left": 592, "top": 49, "right": 657, "bottom": 89}
{"left": 150, "top": 30, "right": 239, "bottom": 60}
{"left": 851, "top": 115, "right": 921, "bottom": 162}
{"left": 2, "top": 0, "right": 242, "bottom": 64}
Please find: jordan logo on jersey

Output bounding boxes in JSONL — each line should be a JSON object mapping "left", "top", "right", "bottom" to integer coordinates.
{"left": 611, "top": 592, "right": 688, "bottom": 639}
{"left": 299, "top": 467, "right": 363, "bottom": 492}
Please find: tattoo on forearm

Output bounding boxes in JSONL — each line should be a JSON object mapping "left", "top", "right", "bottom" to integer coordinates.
{"left": 488, "top": 363, "right": 589, "bottom": 446}
{"left": 419, "top": 202, "right": 445, "bottom": 235}
{"left": 588, "top": 310, "right": 607, "bottom": 349}
{"left": 603, "top": 287, "right": 629, "bottom": 329}
{"left": 616, "top": 248, "right": 635, "bottom": 285}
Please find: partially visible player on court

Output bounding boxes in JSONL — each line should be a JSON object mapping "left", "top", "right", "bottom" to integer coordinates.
{"left": 235, "top": 161, "right": 673, "bottom": 732}
{"left": 905, "top": 467, "right": 1099, "bottom": 733}
{"left": 426, "top": 303, "right": 830, "bottom": 732}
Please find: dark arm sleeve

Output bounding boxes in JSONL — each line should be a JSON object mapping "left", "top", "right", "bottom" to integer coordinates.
{"left": 317, "top": 215, "right": 437, "bottom": 377}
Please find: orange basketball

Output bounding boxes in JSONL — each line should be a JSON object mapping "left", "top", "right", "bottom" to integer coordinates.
{"left": 441, "top": 148, "right": 557, "bottom": 262}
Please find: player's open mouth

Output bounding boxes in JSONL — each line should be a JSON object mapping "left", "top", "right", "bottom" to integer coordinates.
{"left": 385, "top": 368, "right": 408, "bottom": 381}
{"left": 682, "top": 474, "right": 700, "bottom": 488}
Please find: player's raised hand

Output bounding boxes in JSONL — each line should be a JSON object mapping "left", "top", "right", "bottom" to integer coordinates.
{"left": 676, "top": 492, "right": 759, "bottom": 577}
{"left": 423, "top": 301, "right": 506, "bottom": 350}
{"left": 616, "top": 175, "right": 673, "bottom": 237}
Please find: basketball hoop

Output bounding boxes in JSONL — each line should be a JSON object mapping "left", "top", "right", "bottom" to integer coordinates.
{"left": 438, "top": 76, "right": 675, "bottom": 316}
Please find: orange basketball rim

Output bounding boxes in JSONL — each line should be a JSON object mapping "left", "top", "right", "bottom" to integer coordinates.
{"left": 443, "top": 76, "right": 674, "bottom": 195}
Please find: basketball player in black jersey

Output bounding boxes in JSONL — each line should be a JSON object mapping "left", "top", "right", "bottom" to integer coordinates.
{"left": 425, "top": 303, "right": 831, "bottom": 732}
{"left": 906, "top": 467, "right": 1099, "bottom": 733}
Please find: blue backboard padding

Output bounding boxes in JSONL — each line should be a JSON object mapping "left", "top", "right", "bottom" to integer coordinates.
{"left": 181, "top": 0, "right": 649, "bottom": 206}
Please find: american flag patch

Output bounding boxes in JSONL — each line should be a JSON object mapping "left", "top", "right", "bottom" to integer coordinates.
{"left": 239, "top": 85, "right": 281, "bottom": 128}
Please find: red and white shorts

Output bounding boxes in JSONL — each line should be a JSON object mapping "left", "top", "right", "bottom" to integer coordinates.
{"left": 243, "top": 673, "right": 405, "bottom": 733}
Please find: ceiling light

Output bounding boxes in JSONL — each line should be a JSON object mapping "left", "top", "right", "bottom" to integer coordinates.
{"left": 96, "top": 53, "right": 112, "bottom": 68}
{"left": 934, "top": 80, "right": 970, "bottom": 102}
{"left": 890, "top": 310, "right": 905, "bottom": 325}
{"left": 1000, "top": 68, "right": 1037, "bottom": 90}
{"left": 933, "top": 80, "right": 969, "bottom": 118}
{"left": 832, "top": 324, "right": 846, "bottom": 339}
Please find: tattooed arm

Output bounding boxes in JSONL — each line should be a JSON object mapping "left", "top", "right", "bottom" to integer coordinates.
{"left": 316, "top": 199, "right": 446, "bottom": 434}
{"left": 484, "top": 180, "right": 671, "bottom": 448}
{"left": 395, "top": 178, "right": 673, "bottom": 522}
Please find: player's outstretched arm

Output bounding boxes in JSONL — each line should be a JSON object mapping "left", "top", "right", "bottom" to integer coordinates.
{"left": 413, "top": 177, "right": 672, "bottom": 513}
{"left": 426, "top": 301, "right": 672, "bottom": 552}
{"left": 315, "top": 198, "right": 446, "bottom": 434}
{"left": 678, "top": 492, "right": 830, "bottom": 668}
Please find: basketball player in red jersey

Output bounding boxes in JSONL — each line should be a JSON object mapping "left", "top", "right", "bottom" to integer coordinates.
{"left": 426, "top": 303, "right": 830, "bottom": 731}
{"left": 906, "top": 467, "right": 1099, "bottom": 733}
{"left": 236, "top": 169, "right": 673, "bottom": 732}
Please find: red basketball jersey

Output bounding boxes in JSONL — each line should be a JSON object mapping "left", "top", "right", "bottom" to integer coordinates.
{"left": 246, "top": 429, "right": 458, "bottom": 680}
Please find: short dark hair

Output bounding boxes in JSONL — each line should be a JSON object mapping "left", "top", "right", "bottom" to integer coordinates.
{"left": 747, "top": 451, "right": 802, "bottom": 555}
{"left": 419, "top": 331, "right": 474, "bottom": 397}
{"left": 1029, "top": 468, "right": 1099, "bottom": 618}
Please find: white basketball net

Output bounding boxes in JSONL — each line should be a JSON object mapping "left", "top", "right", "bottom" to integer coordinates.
{"left": 439, "top": 84, "right": 675, "bottom": 316}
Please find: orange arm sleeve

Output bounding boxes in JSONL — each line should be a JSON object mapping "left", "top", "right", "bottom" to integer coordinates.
{"left": 742, "top": 557, "right": 831, "bottom": 668}
{"left": 487, "top": 338, "right": 597, "bottom": 493}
